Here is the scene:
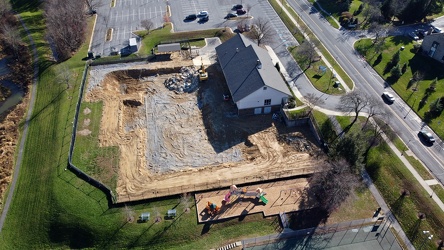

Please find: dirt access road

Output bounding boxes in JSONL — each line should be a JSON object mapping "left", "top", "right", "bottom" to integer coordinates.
{"left": 82, "top": 53, "right": 325, "bottom": 202}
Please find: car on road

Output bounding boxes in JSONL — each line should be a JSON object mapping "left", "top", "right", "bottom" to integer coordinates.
{"left": 198, "top": 11, "right": 208, "bottom": 17}
{"left": 184, "top": 14, "right": 197, "bottom": 21}
{"left": 236, "top": 9, "right": 246, "bottom": 15}
{"left": 382, "top": 92, "right": 395, "bottom": 103}
{"left": 419, "top": 130, "right": 435, "bottom": 144}
{"left": 232, "top": 4, "right": 243, "bottom": 10}
{"left": 408, "top": 31, "right": 419, "bottom": 40}
{"left": 225, "top": 13, "right": 238, "bottom": 19}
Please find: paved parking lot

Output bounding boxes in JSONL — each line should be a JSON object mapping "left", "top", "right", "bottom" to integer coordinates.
{"left": 91, "top": 0, "right": 297, "bottom": 60}
{"left": 91, "top": 0, "right": 166, "bottom": 56}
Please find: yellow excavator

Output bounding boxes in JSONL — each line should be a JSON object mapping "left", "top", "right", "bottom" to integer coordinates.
{"left": 199, "top": 63, "right": 208, "bottom": 81}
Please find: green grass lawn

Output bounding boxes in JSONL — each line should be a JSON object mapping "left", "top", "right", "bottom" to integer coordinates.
{"left": 71, "top": 101, "right": 119, "bottom": 191}
{"left": 366, "top": 142, "right": 444, "bottom": 250}
{"left": 136, "top": 24, "right": 234, "bottom": 55}
{"left": 355, "top": 37, "right": 444, "bottom": 139}
{"left": 311, "top": 111, "right": 444, "bottom": 249}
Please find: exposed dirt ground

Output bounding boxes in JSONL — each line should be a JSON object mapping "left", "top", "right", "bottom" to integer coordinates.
{"left": 83, "top": 53, "right": 326, "bottom": 202}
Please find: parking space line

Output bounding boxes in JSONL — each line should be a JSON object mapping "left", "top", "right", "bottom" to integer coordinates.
{"left": 115, "top": 28, "right": 119, "bottom": 42}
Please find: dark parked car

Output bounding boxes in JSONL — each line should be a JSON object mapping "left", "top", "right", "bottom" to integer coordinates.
{"left": 225, "top": 13, "right": 238, "bottom": 19}
{"left": 233, "top": 4, "right": 243, "bottom": 10}
{"left": 236, "top": 9, "right": 246, "bottom": 15}
{"left": 419, "top": 130, "right": 435, "bottom": 144}
{"left": 199, "top": 15, "right": 209, "bottom": 22}
{"left": 185, "top": 14, "right": 197, "bottom": 21}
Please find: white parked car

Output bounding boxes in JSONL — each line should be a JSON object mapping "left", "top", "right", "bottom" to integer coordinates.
{"left": 198, "top": 11, "right": 208, "bottom": 17}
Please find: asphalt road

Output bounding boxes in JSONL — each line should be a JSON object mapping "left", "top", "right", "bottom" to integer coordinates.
{"left": 287, "top": 0, "right": 444, "bottom": 181}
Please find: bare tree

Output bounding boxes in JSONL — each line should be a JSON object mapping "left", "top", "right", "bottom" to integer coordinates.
{"left": 180, "top": 193, "right": 191, "bottom": 213}
{"left": 56, "top": 64, "right": 76, "bottom": 89}
{"left": 305, "top": 93, "right": 325, "bottom": 113}
{"left": 296, "top": 40, "right": 319, "bottom": 71}
{"left": 368, "top": 22, "right": 386, "bottom": 44}
{"left": 237, "top": 18, "right": 250, "bottom": 33}
{"left": 141, "top": 19, "right": 154, "bottom": 34}
{"left": 0, "top": 23, "right": 21, "bottom": 56}
{"left": 85, "top": 0, "right": 100, "bottom": 14}
{"left": 246, "top": 4, "right": 253, "bottom": 17}
{"left": 247, "top": 17, "right": 273, "bottom": 46}
{"left": 310, "top": 159, "right": 360, "bottom": 214}
{"left": 45, "top": 0, "right": 86, "bottom": 61}
{"left": 337, "top": 90, "right": 370, "bottom": 130}
{"left": 123, "top": 205, "right": 135, "bottom": 223}
{"left": 362, "top": 96, "right": 385, "bottom": 129}
{"left": 361, "top": 0, "right": 382, "bottom": 25}
{"left": 152, "top": 206, "right": 162, "bottom": 223}
{"left": 0, "top": 0, "right": 12, "bottom": 18}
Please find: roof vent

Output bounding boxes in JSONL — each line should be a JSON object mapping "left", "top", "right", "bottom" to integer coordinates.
{"left": 256, "top": 59, "right": 262, "bottom": 69}
{"left": 236, "top": 48, "right": 239, "bottom": 52}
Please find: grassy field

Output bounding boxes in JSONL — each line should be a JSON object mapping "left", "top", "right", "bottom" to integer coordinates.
{"left": 354, "top": 36, "right": 444, "bottom": 139}
{"left": 136, "top": 24, "right": 235, "bottom": 55}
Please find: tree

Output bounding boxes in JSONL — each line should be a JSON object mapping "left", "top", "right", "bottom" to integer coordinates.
{"left": 310, "top": 159, "right": 360, "bottom": 214}
{"left": 123, "top": 205, "right": 135, "bottom": 223}
{"left": 368, "top": 22, "right": 386, "bottom": 44}
{"left": 45, "top": 0, "right": 86, "bottom": 61}
{"left": 246, "top": 4, "right": 253, "bottom": 17}
{"left": 56, "top": 64, "right": 75, "bottom": 89}
{"left": 152, "top": 206, "right": 162, "bottom": 223}
{"left": 0, "top": 0, "right": 12, "bottom": 18}
{"left": 296, "top": 40, "right": 319, "bottom": 71}
{"left": 381, "top": 0, "right": 405, "bottom": 20}
{"left": 141, "top": 19, "right": 154, "bottom": 34}
{"left": 362, "top": 96, "right": 385, "bottom": 129}
{"left": 247, "top": 17, "right": 273, "bottom": 46}
{"left": 361, "top": 0, "right": 383, "bottom": 24}
{"left": 180, "top": 193, "right": 191, "bottom": 213}
{"left": 305, "top": 93, "right": 326, "bottom": 113}
{"left": 0, "top": 23, "right": 21, "bottom": 56}
{"left": 391, "top": 50, "right": 400, "bottom": 66}
{"left": 85, "top": 0, "right": 100, "bottom": 14}
{"left": 390, "top": 64, "right": 402, "bottom": 79}
{"left": 337, "top": 90, "right": 370, "bottom": 128}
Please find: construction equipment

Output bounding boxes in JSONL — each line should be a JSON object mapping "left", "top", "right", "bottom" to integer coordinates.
{"left": 199, "top": 63, "right": 208, "bottom": 81}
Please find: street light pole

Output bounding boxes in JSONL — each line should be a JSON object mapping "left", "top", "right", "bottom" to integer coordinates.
{"left": 404, "top": 98, "right": 417, "bottom": 119}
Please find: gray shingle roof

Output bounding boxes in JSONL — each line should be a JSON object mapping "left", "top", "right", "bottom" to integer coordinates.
{"left": 215, "top": 34, "right": 290, "bottom": 102}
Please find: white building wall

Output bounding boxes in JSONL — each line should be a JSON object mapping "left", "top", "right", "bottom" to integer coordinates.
{"left": 236, "top": 87, "right": 288, "bottom": 110}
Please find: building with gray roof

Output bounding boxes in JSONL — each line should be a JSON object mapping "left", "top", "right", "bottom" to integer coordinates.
{"left": 216, "top": 34, "right": 291, "bottom": 115}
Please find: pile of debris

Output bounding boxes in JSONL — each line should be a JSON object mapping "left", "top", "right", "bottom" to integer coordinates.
{"left": 163, "top": 66, "right": 199, "bottom": 93}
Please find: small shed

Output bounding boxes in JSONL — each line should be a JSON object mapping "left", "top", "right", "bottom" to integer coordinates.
{"left": 129, "top": 38, "right": 137, "bottom": 47}
{"left": 167, "top": 209, "right": 177, "bottom": 219}
{"left": 140, "top": 212, "right": 150, "bottom": 222}
{"left": 157, "top": 43, "right": 181, "bottom": 53}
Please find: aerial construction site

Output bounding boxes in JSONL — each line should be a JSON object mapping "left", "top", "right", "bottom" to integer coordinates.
{"left": 77, "top": 52, "right": 325, "bottom": 203}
